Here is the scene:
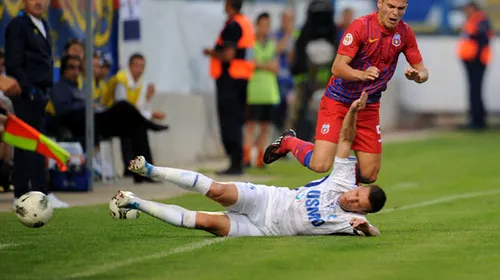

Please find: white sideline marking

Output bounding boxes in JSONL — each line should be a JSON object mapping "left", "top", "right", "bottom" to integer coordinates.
{"left": 66, "top": 237, "right": 228, "bottom": 279}
{"left": 380, "top": 189, "right": 500, "bottom": 214}
{"left": 389, "top": 182, "right": 420, "bottom": 190}
{"left": 0, "top": 243, "right": 18, "bottom": 250}
{"left": 66, "top": 189, "right": 500, "bottom": 278}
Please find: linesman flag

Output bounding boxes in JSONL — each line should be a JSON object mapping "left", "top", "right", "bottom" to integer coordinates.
{"left": 2, "top": 113, "right": 70, "bottom": 171}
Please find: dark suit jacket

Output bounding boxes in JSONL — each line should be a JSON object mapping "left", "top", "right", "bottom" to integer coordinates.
{"left": 4, "top": 11, "right": 53, "bottom": 102}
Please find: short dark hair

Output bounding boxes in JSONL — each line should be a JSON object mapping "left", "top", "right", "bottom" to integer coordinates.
{"left": 256, "top": 12, "right": 270, "bottom": 24}
{"left": 128, "top": 53, "right": 145, "bottom": 65}
{"left": 367, "top": 185, "right": 386, "bottom": 213}
{"left": 60, "top": 55, "right": 81, "bottom": 72}
{"left": 228, "top": 0, "right": 243, "bottom": 13}
{"left": 64, "top": 38, "right": 84, "bottom": 52}
{"left": 0, "top": 49, "right": 4, "bottom": 59}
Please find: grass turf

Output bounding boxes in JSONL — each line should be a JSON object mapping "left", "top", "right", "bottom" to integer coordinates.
{"left": 0, "top": 131, "right": 499, "bottom": 280}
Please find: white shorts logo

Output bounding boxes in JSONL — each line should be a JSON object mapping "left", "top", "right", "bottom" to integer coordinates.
{"left": 343, "top": 33, "right": 353, "bottom": 46}
{"left": 321, "top": 123, "right": 330, "bottom": 134}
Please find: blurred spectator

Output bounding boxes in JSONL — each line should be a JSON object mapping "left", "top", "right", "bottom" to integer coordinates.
{"left": 46, "top": 39, "right": 85, "bottom": 118}
{"left": 90, "top": 50, "right": 110, "bottom": 109}
{"left": 63, "top": 39, "right": 84, "bottom": 61}
{"left": 337, "top": 7, "right": 354, "bottom": 42}
{"left": 109, "top": 53, "right": 165, "bottom": 120}
{"left": 273, "top": 8, "right": 298, "bottom": 133}
{"left": 456, "top": 1, "right": 492, "bottom": 130}
{"left": 50, "top": 55, "right": 168, "bottom": 184}
{"left": 5, "top": 1, "right": 69, "bottom": 208}
{"left": 244, "top": 12, "right": 280, "bottom": 168}
{"left": 287, "top": 0, "right": 338, "bottom": 141}
{"left": 106, "top": 53, "right": 166, "bottom": 181}
{"left": 0, "top": 50, "right": 17, "bottom": 193}
{"left": 203, "top": 0, "right": 255, "bottom": 175}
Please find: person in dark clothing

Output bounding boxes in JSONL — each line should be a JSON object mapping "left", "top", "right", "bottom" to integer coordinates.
{"left": 203, "top": 0, "right": 255, "bottom": 175}
{"left": 456, "top": 1, "right": 492, "bottom": 130}
{"left": 287, "top": 0, "right": 338, "bottom": 141}
{"left": 4, "top": 0, "right": 68, "bottom": 207}
{"left": 51, "top": 55, "right": 168, "bottom": 183}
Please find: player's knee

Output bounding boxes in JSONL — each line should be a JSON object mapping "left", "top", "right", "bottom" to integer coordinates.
{"left": 206, "top": 182, "right": 225, "bottom": 202}
{"left": 195, "top": 213, "right": 229, "bottom": 237}
{"left": 359, "top": 168, "right": 379, "bottom": 184}
{"left": 206, "top": 182, "right": 236, "bottom": 207}
{"left": 309, "top": 159, "right": 333, "bottom": 173}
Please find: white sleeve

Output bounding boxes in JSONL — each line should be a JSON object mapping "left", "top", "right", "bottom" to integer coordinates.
{"left": 329, "top": 156, "right": 357, "bottom": 190}
{"left": 309, "top": 214, "right": 368, "bottom": 236}
{"left": 140, "top": 101, "right": 153, "bottom": 120}
{"left": 327, "top": 214, "right": 369, "bottom": 236}
{"left": 114, "top": 83, "right": 127, "bottom": 102}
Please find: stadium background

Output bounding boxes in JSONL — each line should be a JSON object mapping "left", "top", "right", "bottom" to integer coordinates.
{"left": 0, "top": 0, "right": 498, "bottom": 168}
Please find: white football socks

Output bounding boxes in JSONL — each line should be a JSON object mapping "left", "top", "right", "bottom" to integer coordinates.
{"left": 131, "top": 197, "right": 196, "bottom": 228}
{"left": 145, "top": 163, "right": 212, "bottom": 195}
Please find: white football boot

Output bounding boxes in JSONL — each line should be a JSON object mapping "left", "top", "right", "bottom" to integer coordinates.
{"left": 114, "top": 190, "right": 138, "bottom": 209}
{"left": 48, "top": 193, "right": 70, "bottom": 208}
{"left": 128, "top": 156, "right": 149, "bottom": 177}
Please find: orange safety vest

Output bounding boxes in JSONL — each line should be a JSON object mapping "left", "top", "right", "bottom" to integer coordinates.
{"left": 456, "top": 11, "right": 493, "bottom": 65}
{"left": 210, "top": 14, "right": 255, "bottom": 80}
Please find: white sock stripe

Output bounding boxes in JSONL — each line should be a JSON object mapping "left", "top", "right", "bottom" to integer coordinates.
{"left": 191, "top": 174, "right": 199, "bottom": 189}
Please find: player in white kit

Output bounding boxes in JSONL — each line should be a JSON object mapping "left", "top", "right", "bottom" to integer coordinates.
{"left": 115, "top": 92, "right": 386, "bottom": 237}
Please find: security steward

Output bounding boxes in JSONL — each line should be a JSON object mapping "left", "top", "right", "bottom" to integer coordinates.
{"left": 4, "top": 0, "right": 54, "bottom": 200}
{"left": 456, "top": 1, "right": 493, "bottom": 130}
{"left": 203, "top": 0, "right": 255, "bottom": 175}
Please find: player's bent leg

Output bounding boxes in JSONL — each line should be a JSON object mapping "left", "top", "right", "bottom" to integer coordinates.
{"left": 352, "top": 102, "right": 382, "bottom": 184}
{"left": 195, "top": 212, "right": 231, "bottom": 236}
{"left": 307, "top": 140, "right": 337, "bottom": 173}
{"left": 205, "top": 181, "right": 239, "bottom": 207}
{"left": 114, "top": 190, "right": 197, "bottom": 228}
{"left": 128, "top": 156, "right": 242, "bottom": 207}
{"left": 114, "top": 190, "right": 231, "bottom": 236}
{"left": 354, "top": 151, "right": 381, "bottom": 183}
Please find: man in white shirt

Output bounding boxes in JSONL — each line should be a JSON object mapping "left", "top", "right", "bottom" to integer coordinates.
{"left": 115, "top": 91, "right": 385, "bottom": 237}
{"left": 113, "top": 54, "right": 165, "bottom": 120}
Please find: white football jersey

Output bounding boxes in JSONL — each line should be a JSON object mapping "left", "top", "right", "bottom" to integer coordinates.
{"left": 277, "top": 156, "right": 370, "bottom": 236}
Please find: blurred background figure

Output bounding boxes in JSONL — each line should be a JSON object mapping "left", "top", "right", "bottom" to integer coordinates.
{"left": 5, "top": 0, "right": 68, "bottom": 208}
{"left": 107, "top": 53, "right": 167, "bottom": 182}
{"left": 287, "top": 0, "right": 338, "bottom": 142}
{"left": 0, "top": 49, "right": 17, "bottom": 193}
{"left": 456, "top": 1, "right": 493, "bottom": 131}
{"left": 204, "top": 0, "right": 255, "bottom": 175}
{"left": 337, "top": 7, "right": 354, "bottom": 43}
{"left": 244, "top": 12, "right": 280, "bottom": 168}
{"left": 273, "top": 8, "right": 298, "bottom": 134}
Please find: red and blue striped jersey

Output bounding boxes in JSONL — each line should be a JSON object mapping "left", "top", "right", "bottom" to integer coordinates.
{"left": 325, "top": 12, "right": 422, "bottom": 104}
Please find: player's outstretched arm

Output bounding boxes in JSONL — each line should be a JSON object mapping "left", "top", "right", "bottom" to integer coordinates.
{"left": 350, "top": 218, "right": 381, "bottom": 237}
{"left": 331, "top": 55, "right": 379, "bottom": 82}
{"left": 404, "top": 61, "right": 429, "bottom": 84}
{"left": 336, "top": 91, "right": 368, "bottom": 158}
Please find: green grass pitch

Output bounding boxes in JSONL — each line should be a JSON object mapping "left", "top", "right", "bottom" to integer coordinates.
{"left": 0, "top": 131, "right": 499, "bottom": 280}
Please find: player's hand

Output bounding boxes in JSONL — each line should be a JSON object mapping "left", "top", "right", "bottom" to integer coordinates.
{"left": 350, "top": 217, "right": 370, "bottom": 232}
{"left": 405, "top": 67, "right": 427, "bottom": 83}
{"left": 0, "top": 76, "right": 21, "bottom": 96}
{"left": 350, "top": 91, "right": 368, "bottom": 112}
{"left": 360, "top": 66, "right": 379, "bottom": 81}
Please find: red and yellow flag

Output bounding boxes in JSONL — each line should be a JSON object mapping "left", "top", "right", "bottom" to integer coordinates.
{"left": 2, "top": 113, "right": 70, "bottom": 171}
